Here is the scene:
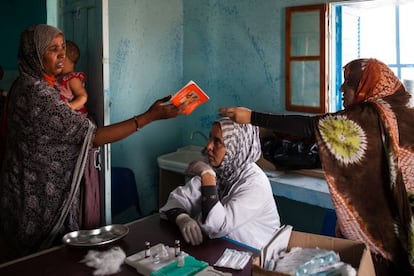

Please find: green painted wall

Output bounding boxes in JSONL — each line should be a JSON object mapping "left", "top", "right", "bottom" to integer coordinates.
{"left": 0, "top": 0, "right": 46, "bottom": 91}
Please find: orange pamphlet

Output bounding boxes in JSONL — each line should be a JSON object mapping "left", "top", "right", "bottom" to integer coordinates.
{"left": 170, "top": 81, "right": 209, "bottom": 115}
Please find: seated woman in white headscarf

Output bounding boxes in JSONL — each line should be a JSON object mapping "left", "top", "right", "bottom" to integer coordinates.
{"left": 159, "top": 118, "right": 280, "bottom": 249}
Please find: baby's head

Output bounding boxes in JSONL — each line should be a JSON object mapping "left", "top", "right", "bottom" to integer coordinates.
{"left": 65, "top": 40, "right": 80, "bottom": 64}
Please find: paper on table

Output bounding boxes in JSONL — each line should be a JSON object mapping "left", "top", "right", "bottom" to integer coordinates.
{"left": 260, "top": 225, "right": 293, "bottom": 268}
{"left": 214, "top": 248, "right": 253, "bottom": 270}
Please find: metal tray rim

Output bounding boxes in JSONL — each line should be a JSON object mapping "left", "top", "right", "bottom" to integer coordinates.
{"left": 62, "top": 224, "right": 129, "bottom": 247}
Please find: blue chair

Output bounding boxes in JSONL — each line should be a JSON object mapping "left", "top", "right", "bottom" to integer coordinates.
{"left": 111, "top": 167, "right": 142, "bottom": 221}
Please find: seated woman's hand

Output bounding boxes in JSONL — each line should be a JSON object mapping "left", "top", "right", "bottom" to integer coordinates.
{"left": 185, "top": 160, "right": 216, "bottom": 178}
{"left": 175, "top": 213, "right": 203, "bottom": 245}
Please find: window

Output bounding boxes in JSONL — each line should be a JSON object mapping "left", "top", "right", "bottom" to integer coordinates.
{"left": 330, "top": 1, "right": 414, "bottom": 111}
{"left": 285, "top": 4, "right": 328, "bottom": 113}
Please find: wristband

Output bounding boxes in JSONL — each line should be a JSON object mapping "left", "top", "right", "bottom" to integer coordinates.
{"left": 133, "top": 115, "right": 140, "bottom": 131}
{"left": 201, "top": 169, "right": 216, "bottom": 178}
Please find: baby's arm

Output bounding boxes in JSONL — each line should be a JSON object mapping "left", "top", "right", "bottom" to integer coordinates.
{"left": 67, "top": 77, "right": 88, "bottom": 110}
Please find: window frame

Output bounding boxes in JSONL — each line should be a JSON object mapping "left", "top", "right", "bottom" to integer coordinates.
{"left": 332, "top": 1, "right": 414, "bottom": 111}
{"left": 285, "top": 4, "right": 328, "bottom": 113}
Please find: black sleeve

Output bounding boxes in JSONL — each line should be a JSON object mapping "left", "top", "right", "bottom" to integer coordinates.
{"left": 164, "top": 208, "right": 187, "bottom": 224}
{"left": 251, "top": 111, "right": 318, "bottom": 138}
{"left": 201, "top": 186, "right": 219, "bottom": 222}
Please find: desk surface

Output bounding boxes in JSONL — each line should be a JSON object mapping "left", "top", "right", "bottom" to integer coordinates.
{"left": 266, "top": 170, "right": 333, "bottom": 209}
{"left": 0, "top": 214, "right": 258, "bottom": 275}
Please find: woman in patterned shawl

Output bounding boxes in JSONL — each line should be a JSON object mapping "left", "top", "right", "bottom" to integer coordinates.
{"left": 218, "top": 58, "right": 414, "bottom": 275}
{"left": 0, "top": 24, "right": 179, "bottom": 262}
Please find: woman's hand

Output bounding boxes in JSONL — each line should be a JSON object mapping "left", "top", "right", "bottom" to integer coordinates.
{"left": 218, "top": 107, "right": 252, "bottom": 124}
{"left": 145, "top": 95, "right": 180, "bottom": 122}
{"left": 185, "top": 160, "right": 216, "bottom": 186}
{"left": 185, "top": 160, "right": 215, "bottom": 177}
{"left": 175, "top": 213, "right": 203, "bottom": 245}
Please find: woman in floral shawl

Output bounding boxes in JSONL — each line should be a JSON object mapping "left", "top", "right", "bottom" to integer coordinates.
{"left": 218, "top": 58, "right": 414, "bottom": 275}
{"left": 0, "top": 24, "right": 179, "bottom": 262}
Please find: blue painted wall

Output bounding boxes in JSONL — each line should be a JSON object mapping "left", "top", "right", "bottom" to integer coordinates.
{"left": 181, "top": 0, "right": 287, "bottom": 143}
{"left": 0, "top": 0, "right": 333, "bottom": 216}
{"left": 108, "top": 0, "right": 329, "bottom": 215}
{"left": 0, "top": 0, "right": 338, "bottom": 219}
{"left": 108, "top": 0, "right": 185, "bottom": 214}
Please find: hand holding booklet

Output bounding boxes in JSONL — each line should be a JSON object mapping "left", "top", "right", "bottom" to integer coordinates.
{"left": 170, "top": 80, "right": 209, "bottom": 115}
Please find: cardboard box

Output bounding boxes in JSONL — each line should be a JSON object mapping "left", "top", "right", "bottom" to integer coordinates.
{"left": 252, "top": 231, "right": 375, "bottom": 276}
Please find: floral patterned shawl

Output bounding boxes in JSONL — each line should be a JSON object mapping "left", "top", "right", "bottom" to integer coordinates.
{"left": 0, "top": 25, "right": 96, "bottom": 260}
{"left": 314, "top": 59, "right": 414, "bottom": 272}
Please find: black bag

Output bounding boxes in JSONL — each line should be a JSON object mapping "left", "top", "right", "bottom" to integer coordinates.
{"left": 261, "top": 134, "right": 321, "bottom": 170}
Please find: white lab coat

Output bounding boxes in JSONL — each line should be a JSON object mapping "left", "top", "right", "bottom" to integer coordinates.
{"left": 159, "top": 162, "right": 280, "bottom": 250}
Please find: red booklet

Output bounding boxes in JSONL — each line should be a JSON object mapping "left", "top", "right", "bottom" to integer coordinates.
{"left": 170, "top": 81, "right": 209, "bottom": 115}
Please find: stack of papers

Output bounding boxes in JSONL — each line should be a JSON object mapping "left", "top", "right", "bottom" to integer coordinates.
{"left": 260, "top": 225, "right": 293, "bottom": 268}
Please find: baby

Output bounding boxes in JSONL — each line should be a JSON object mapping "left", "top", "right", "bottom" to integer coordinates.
{"left": 57, "top": 40, "right": 88, "bottom": 114}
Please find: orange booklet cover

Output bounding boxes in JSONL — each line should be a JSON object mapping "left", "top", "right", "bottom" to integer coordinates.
{"left": 170, "top": 81, "right": 209, "bottom": 115}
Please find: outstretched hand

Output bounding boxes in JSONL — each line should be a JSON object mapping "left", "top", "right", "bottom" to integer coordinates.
{"left": 218, "top": 107, "right": 252, "bottom": 124}
{"left": 146, "top": 95, "right": 180, "bottom": 121}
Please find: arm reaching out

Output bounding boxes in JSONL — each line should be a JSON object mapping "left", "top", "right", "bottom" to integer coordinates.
{"left": 218, "top": 107, "right": 252, "bottom": 124}
{"left": 93, "top": 95, "right": 179, "bottom": 146}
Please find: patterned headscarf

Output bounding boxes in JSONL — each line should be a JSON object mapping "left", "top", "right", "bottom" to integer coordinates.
{"left": 18, "top": 24, "right": 63, "bottom": 79}
{"left": 214, "top": 118, "right": 261, "bottom": 197}
{"left": 343, "top": 58, "right": 402, "bottom": 105}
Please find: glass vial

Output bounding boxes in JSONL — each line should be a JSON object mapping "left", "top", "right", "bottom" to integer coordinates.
{"left": 177, "top": 252, "right": 185, "bottom": 267}
{"left": 145, "top": 241, "right": 151, "bottom": 258}
{"left": 174, "top": 239, "right": 181, "bottom": 257}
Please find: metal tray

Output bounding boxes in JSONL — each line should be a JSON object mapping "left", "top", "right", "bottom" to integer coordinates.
{"left": 62, "top": 224, "right": 129, "bottom": 247}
